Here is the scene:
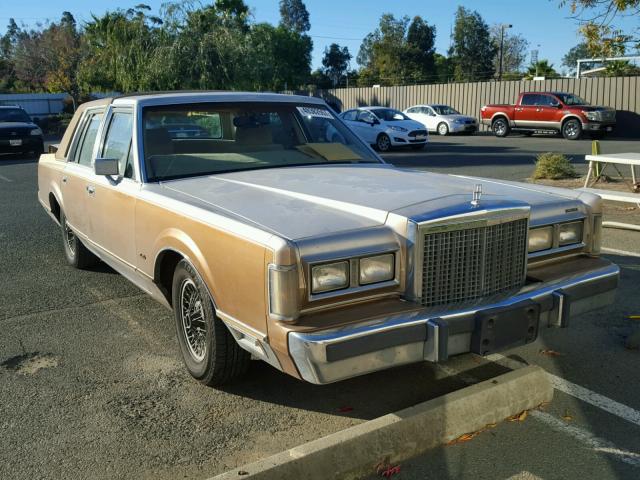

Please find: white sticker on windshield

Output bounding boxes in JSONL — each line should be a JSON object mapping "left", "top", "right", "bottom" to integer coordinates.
{"left": 297, "top": 106, "right": 334, "bottom": 119}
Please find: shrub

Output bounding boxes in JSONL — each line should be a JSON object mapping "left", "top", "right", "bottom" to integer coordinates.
{"left": 532, "top": 152, "right": 578, "bottom": 180}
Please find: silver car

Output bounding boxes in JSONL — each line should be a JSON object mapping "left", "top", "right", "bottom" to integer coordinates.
{"left": 404, "top": 104, "right": 478, "bottom": 135}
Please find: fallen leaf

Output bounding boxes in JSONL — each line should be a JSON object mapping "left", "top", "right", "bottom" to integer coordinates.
{"left": 562, "top": 410, "right": 573, "bottom": 422}
{"left": 518, "top": 410, "right": 528, "bottom": 421}
{"left": 507, "top": 410, "right": 529, "bottom": 422}
{"left": 628, "top": 315, "right": 640, "bottom": 320}
{"left": 539, "top": 349, "right": 563, "bottom": 357}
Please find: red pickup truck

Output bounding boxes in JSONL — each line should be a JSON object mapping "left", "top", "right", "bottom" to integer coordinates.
{"left": 480, "top": 92, "right": 616, "bottom": 140}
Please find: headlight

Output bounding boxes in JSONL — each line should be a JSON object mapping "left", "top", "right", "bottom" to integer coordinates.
{"left": 359, "top": 253, "right": 394, "bottom": 285}
{"left": 584, "top": 111, "right": 600, "bottom": 121}
{"left": 30, "top": 127, "right": 43, "bottom": 136}
{"left": 389, "top": 126, "right": 407, "bottom": 132}
{"left": 311, "top": 261, "right": 349, "bottom": 294}
{"left": 528, "top": 226, "right": 553, "bottom": 252}
{"left": 559, "top": 221, "right": 583, "bottom": 246}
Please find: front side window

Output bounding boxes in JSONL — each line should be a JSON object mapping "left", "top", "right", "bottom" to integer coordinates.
{"left": 432, "top": 105, "right": 461, "bottom": 115}
{"left": 538, "top": 95, "right": 559, "bottom": 107}
{"left": 102, "top": 111, "right": 134, "bottom": 178}
{"left": 75, "top": 112, "right": 103, "bottom": 167}
{"left": 142, "top": 102, "right": 381, "bottom": 182}
{"left": 342, "top": 110, "right": 357, "bottom": 121}
{"left": 369, "top": 108, "right": 409, "bottom": 121}
{"left": 555, "top": 93, "right": 589, "bottom": 106}
{"left": 357, "top": 110, "right": 376, "bottom": 123}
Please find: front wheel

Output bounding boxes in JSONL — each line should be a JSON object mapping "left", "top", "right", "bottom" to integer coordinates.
{"left": 562, "top": 119, "right": 582, "bottom": 140}
{"left": 437, "top": 122, "right": 449, "bottom": 136}
{"left": 375, "top": 133, "right": 391, "bottom": 152}
{"left": 60, "top": 211, "right": 98, "bottom": 269}
{"left": 172, "top": 260, "right": 250, "bottom": 386}
{"left": 492, "top": 118, "right": 510, "bottom": 137}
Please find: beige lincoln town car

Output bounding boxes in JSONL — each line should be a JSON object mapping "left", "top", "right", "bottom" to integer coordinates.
{"left": 38, "top": 92, "right": 619, "bottom": 385}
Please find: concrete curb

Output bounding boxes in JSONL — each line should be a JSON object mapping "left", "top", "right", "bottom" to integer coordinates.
{"left": 211, "top": 365, "right": 553, "bottom": 480}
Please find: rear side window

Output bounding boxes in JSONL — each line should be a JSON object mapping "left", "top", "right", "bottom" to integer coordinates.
{"left": 102, "top": 111, "right": 134, "bottom": 179}
{"left": 75, "top": 112, "right": 103, "bottom": 167}
{"left": 520, "top": 94, "right": 540, "bottom": 106}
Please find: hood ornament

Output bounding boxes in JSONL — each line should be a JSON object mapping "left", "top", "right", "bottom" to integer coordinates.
{"left": 471, "top": 184, "right": 482, "bottom": 207}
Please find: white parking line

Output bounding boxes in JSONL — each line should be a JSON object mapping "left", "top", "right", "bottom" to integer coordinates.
{"left": 0, "top": 174, "right": 12, "bottom": 182}
{"left": 531, "top": 410, "right": 640, "bottom": 468}
{"left": 487, "top": 353, "right": 640, "bottom": 428}
{"left": 602, "top": 247, "right": 640, "bottom": 258}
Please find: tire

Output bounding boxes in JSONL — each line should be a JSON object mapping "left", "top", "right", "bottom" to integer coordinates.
{"left": 492, "top": 117, "right": 510, "bottom": 137}
{"left": 410, "top": 143, "right": 425, "bottom": 150}
{"left": 437, "top": 122, "right": 449, "bottom": 136}
{"left": 172, "top": 260, "right": 250, "bottom": 386}
{"left": 375, "top": 133, "right": 391, "bottom": 152}
{"left": 60, "top": 210, "right": 98, "bottom": 269}
{"left": 562, "top": 118, "right": 582, "bottom": 140}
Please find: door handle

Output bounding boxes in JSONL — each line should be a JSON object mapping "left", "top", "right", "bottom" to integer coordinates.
{"left": 86, "top": 185, "right": 95, "bottom": 196}
{"left": 62, "top": 176, "right": 67, "bottom": 183}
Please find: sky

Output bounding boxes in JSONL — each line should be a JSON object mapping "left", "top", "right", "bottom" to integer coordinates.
{"left": 0, "top": 0, "right": 638, "bottom": 75}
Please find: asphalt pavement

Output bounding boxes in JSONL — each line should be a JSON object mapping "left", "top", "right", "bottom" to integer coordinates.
{"left": 1, "top": 133, "right": 639, "bottom": 480}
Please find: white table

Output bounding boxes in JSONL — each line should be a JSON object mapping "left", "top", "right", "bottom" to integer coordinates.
{"left": 583, "top": 152, "right": 640, "bottom": 189}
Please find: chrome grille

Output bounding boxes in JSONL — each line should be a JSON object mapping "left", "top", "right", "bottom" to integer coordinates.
{"left": 420, "top": 218, "right": 528, "bottom": 307}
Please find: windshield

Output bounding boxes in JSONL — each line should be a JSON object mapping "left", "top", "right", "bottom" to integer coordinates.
{"left": 431, "top": 105, "right": 461, "bottom": 115}
{"left": 555, "top": 93, "right": 589, "bottom": 106}
{"left": 0, "top": 108, "right": 32, "bottom": 123}
{"left": 143, "top": 102, "right": 381, "bottom": 181}
{"left": 369, "top": 108, "right": 409, "bottom": 121}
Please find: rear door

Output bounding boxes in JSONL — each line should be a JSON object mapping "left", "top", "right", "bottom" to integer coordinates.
{"left": 514, "top": 94, "right": 540, "bottom": 128}
{"left": 62, "top": 109, "right": 104, "bottom": 239}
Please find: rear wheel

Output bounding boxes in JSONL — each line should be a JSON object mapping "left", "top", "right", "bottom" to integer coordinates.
{"left": 172, "top": 260, "right": 250, "bottom": 386}
{"left": 562, "top": 118, "right": 582, "bottom": 140}
{"left": 375, "top": 133, "right": 391, "bottom": 152}
{"left": 60, "top": 211, "right": 98, "bottom": 269}
{"left": 437, "top": 122, "right": 449, "bottom": 136}
{"left": 492, "top": 118, "right": 510, "bottom": 137}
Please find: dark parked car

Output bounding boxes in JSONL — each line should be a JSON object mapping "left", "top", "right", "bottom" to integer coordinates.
{"left": 0, "top": 106, "right": 45, "bottom": 157}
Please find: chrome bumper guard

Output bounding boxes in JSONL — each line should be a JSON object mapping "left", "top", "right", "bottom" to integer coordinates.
{"left": 288, "top": 257, "right": 619, "bottom": 384}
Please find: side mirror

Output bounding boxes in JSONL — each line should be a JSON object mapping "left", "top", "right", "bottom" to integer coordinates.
{"left": 372, "top": 118, "right": 380, "bottom": 125}
{"left": 556, "top": 103, "right": 563, "bottom": 109}
{"left": 94, "top": 158, "right": 119, "bottom": 176}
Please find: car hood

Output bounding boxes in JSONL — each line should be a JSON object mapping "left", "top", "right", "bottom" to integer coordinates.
{"left": 0, "top": 122, "right": 37, "bottom": 130}
{"left": 159, "top": 164, "right": 591, "bottom": 241}
{"left": 382, "top": 119, "right": 425, "bottom": 131}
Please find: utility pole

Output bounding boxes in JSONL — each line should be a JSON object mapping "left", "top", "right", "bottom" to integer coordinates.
{"left": 498, "top": 23, "right": 512, "bottom": 81}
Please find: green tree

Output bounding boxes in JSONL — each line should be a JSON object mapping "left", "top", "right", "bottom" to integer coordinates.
{"left": 247, "top": 23, "right": 312, "bottom": 90}
{"left": 449, "top": 7, "right": 497, "bottom": 81}
{"left": 321, "top": 43, "right": 351, "bottom": 86}
{"left": 490, "top": 26, "right": 529, "bottom": 76}
{"left": 560, "top": 0, "right": 639, "bottom": 56}
{"left": 279, "top": 0, "right": 310, "bottom": 33}
{"left": 562, "top": 42, "right": 592, "bottom": 75}
{"left": 356, "top": 14, "right": 437, "bottom": 85}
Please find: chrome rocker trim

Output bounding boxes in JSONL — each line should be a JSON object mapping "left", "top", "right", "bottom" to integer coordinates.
{"left": 288, "top": 256, "right": 619, "bottom": 384}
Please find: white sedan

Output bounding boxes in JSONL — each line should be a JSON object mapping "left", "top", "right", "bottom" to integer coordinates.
{"left": 403, "top": 104, "right": 478, "bottom": 136}
{"left": 339, "top": 107, "right": 428, "bottom": 152}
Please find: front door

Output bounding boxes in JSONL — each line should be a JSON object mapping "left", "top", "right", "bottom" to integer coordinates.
{"left": 89, "top": 108, "right": 138, "bottom": 270}
{"left": 355, "top": 110, "right": 380, "bottom": 143}
{"left": 535, "top": 94, "right": 562, "bottom": 128}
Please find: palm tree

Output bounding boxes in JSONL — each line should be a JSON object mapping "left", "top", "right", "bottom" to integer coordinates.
{"left": 525, "top": 59, "right": 559, "bottom": 79}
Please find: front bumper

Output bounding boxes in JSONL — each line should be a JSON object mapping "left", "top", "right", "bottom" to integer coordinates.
{"left": 288, "top": 256, "right": 618, "bottom": 384}
{"left": 582, "top": 122, "right": 616, "bottom": 132}
{"left": 389, "top": 131, "right": 428, "bottom": 145}
{"left": 449, "top": 123, "right": 478, "bottom": 133}
{"left": 0, "top": 136, "right": 43, "bottom": 153}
